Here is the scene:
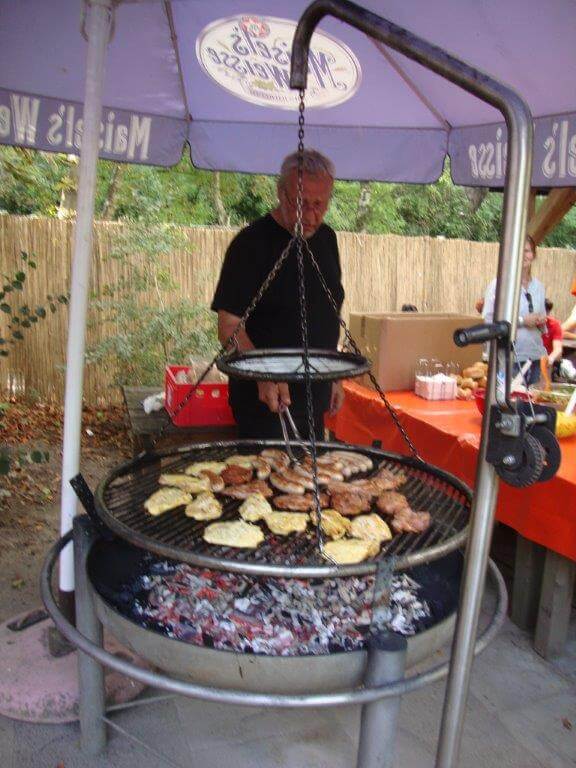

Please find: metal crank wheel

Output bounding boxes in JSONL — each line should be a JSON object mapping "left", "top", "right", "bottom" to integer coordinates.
{"left": 495, "top": 432, "right": 545, "bottom": 487}
{"left": 530, "top": 425, "right": 561, "bottom": 482}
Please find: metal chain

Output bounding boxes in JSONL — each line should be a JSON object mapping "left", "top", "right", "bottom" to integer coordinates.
{"left": 294, "top": 89, "right": 328, "bottom": 556}
{"left": 152, "top": 240, "right": 294, "bottom": 446}
{"left": 303, "top": 240, "right": 422, "bottom": 460}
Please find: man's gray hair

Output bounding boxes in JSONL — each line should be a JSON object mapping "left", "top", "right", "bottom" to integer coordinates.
{"left": 279, "top": 149, "right": 335, "bottom": 187}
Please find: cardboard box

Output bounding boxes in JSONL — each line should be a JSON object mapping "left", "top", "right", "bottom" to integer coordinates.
{"left": 349, "top": 312, "right": 481, "bottom": 391}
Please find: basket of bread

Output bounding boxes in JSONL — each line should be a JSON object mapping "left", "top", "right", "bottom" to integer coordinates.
{"left": 455, "top": 361, "right": 488, "bottom": 401}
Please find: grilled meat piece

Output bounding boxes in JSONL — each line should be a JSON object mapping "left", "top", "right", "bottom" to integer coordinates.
{"left": 221, "top": 464, "right": 253, "bottom": 486}
{"left": 310, "top": 508, "right": 351, "bottom": 540}
{"left": 185, "top": 461, "right": 226, "bottom": 477}
{"left": 199, "top": 470, "right": 225, "bottom": 493}
{"left": 269, "top": 471, "right": 306, "bottom": 495}
{"left": 390, "top": 509, "right": 431, "bottom": 534}
{"left": 348, "top": 478, "right": 386, "bottom": 498}
{"left": 158, "top": 474, "right": 211, "bottom": 494}
{"left": 221, "top": 480, "right": 273, "bottom": 499}
{"left": 184, "top": 492, "right": 223, "bottom": 521}
{"left": 293, "top": 461, "right": 342, "bottom": 484}
{"left": 327, "top": 450, "right": 373, "bottom": 473}
{"left": 273, "top": 492, "right": 329, "bottom": 512}
{"left": 263, "top": 512, "right": 309, "bottom": 536}
{"left": 327, "top": 481, "right": 372, "bottom": 500}
{"left": 225, "top": 454, "right": 257, "bottom": 469}
{"left": 376, "top": 491, "right": 410, "bottom": 516}
{"left": 374, "top": 466, "right": 407, "bottom": 490}
{"left": 299, "top": 456, "right": 345, "bottom": 481}
{"left": 260, "top": 448, "right": 290, "bottom": 472}
{"left": 322, "top": 538, "right": 380, "bottom": 564}
{"left": 253, "top": 457, "right": 272, "bottom": 480}
{"left": 144, "top": 487, "right": 190, "bottom": 516}
{"left": 330, "top": 491, "right": 372, "bottom": 517}
{"left": 239, "top": 493, "right": 273, "bottom": 522}
{"left": 203, "top": 520, "right": 264, "bottom": 549}
{"left": 350, "top": 514, "right": 393, "bottom": 543}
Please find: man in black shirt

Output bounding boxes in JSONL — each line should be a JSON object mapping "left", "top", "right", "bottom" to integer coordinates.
{"left": 211, "top": 149, "right": 345, "bottom": 439}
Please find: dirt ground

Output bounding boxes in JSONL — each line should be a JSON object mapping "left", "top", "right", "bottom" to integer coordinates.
{"left": 0, "top": 399, "right": 130, "bottom": 622}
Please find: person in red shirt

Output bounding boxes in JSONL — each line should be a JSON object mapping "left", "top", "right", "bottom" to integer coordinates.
{"left": 542, "top": 299, "right": 563, "bottom": 374}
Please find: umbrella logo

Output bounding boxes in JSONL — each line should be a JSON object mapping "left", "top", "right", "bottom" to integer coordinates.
{"left": 196, "top": 15, "right": 361, "bottom": 110}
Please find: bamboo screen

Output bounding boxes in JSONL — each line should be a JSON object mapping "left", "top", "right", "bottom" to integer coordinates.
{"left": 0, "top": 215, "right": 573, "bottom": 404}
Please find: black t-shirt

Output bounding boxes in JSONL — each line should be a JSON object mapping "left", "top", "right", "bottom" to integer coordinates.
{"left": 211, "top": 214, "right": 344, "bottom": 420}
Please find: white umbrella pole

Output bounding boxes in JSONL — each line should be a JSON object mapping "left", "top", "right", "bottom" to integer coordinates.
{"left": 58, "top": 0, "right": 113, "bottom": 607}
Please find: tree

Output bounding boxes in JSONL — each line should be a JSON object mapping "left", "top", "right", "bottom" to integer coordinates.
{"left": 2, "top": 145, "right": 574, "bottom": 249}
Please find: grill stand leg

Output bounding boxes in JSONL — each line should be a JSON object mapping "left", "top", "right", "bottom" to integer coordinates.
{"left": 74, "top": 516, "right": 107, "bottom": 756}
{"left": 356, "top": 634, "right": 407, "bottom": 768}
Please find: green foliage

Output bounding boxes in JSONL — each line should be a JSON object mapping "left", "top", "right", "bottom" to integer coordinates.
{"left": 542, "top": 204, "right": 576, "bottom": 248}
{"left": 2, "top": 146, "right": 575, "bottom": 249}
{"left": 0, "top": 251, "right": 68, "bottom": 356}
{"left": 0, "top": 147, "right": 69, "bottom": 215}
{"left": 87, "top": 221, "right": 218, "bottom": 387}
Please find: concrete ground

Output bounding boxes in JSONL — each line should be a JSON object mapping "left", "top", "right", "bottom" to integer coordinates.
{"left": 1, "top": 605, "right": 575, "bottom": 768}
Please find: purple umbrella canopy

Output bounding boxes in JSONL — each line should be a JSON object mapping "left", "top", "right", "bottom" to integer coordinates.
{"left": 1, "top": 5, "right": 572, "bottom": 761}
{"left": 0, "top": 0, "right": 575, "bottom": 186}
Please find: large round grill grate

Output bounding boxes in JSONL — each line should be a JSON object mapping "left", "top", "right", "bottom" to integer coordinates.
{"left": 95, "top": 440, "right": 471, "bottom": 577}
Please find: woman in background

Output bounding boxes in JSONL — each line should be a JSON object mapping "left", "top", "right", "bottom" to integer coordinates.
{"left": 482, "top": 236, "right": 546, "bottom": 386}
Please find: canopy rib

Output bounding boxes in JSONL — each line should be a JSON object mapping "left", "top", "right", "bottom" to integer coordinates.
{"left": 370, "top": 38, "right": 452, "bottom": 130}
{"left": 164, "top": 0, "right": 191, "bottom": 120}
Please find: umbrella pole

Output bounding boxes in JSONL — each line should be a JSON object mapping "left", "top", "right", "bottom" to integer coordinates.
{"left": 58, "top": 0, "right": 113, "bottom": 617}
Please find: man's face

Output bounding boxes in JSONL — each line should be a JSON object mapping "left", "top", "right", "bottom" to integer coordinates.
{"left": 277, "top": 169, "right": 333, "bottom": 238}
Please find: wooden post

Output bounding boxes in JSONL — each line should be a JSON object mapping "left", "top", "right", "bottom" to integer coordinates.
{"left": 511, "top": 535, "right": 545, "bottom": 630}
{"left": 527, "top": 187, "right": 576, "bottom": 244}
{"left": 527, "top": 188, "right": 537, "bottom": 224}
{"left": 534, "top": 550, "right": 576, "bottom": 659}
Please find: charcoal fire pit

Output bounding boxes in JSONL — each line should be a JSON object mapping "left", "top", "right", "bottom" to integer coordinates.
{"left": 87, "top": 536, "right": 463, "bottom": 695}
{"left": 42, "top": 437, "right": 507, "bottom": 767}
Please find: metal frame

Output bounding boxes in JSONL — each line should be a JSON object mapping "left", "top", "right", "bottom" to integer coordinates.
{"left": 290, "top": 2, "right": 533, "bottom": 766}
{"left": 94, "top": 439, "right": 472, "bottom": 577}
{"left": 53, "top": 1, "right": 529, "bottom": 764}
{"left": 41, "top": 517, "right": 507, "bottom": 765}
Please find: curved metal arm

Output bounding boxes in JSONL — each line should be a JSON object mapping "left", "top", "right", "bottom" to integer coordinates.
{"left": 291, "top": 0, "right": 532, "bottom": 395}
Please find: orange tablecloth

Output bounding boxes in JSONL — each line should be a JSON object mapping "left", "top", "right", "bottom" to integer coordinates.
{"left": 326, "top": 382, "right": 576, "bottom": 562}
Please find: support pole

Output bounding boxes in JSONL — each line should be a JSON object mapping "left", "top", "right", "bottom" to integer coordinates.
{"left": 290, "top": 5, "right": 533, "bottom": 766}
{"left": 356, "top": 634, "right": 407, "bottom": 768}
{"left": 59, "top": 0, "right": 113, "bottom": 605}
{"left": 73, "top": 516, "right": 107, "bottom": 755}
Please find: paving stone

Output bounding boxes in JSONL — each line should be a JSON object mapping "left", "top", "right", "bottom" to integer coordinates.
{"left": 500, "top": 692, "right": 576, "bottom": 768}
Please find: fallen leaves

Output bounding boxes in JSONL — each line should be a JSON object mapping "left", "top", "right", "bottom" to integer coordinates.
{"left": 0, "top": 399, "right": 129, "bottom": 453}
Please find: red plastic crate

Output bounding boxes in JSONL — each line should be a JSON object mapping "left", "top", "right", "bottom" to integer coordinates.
{"left": 164, "top": 365, "right": 235, "bottom": 427}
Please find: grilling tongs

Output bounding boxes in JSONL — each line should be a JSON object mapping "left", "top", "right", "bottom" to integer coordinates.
{"left": 277, "top": 403, "right": 311, "bottom": 465}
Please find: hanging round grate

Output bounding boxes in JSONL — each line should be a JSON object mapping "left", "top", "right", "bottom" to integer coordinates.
{"left": 216, "top": 348, "right": 371, "bottom": 383}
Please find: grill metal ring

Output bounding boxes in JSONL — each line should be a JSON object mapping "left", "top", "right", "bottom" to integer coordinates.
{"left": 216, "top": 348, "right": 371, "bottom": 382}
{"left": 95, "top": 440, "right": 471, "bottom": 578}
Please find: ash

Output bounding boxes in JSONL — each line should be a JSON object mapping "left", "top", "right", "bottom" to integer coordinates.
{"left": 132, "top": 563, "right": 430, "bottom": 656}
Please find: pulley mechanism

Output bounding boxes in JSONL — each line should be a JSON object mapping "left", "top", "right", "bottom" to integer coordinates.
{"left": 454, "top": 321, "right": 561, "bottom": 487}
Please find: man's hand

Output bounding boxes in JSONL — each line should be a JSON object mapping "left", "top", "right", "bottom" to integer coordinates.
{"left": 523, "top": 313, "right": 546, "bottom": 328}
{"left": 257, "top": 381, "right": 291, "bottom": 413}
{"left": 329, "top": 381, "right": 345, "bottom": 416}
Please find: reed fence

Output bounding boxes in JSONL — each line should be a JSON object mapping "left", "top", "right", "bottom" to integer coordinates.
{"left": 0, "top": 214, "right": 574, "bottom": 404}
